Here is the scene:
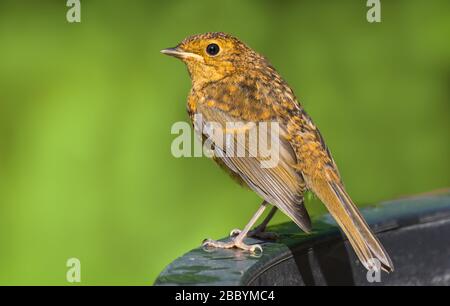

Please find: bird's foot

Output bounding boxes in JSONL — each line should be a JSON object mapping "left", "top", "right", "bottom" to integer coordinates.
{"left": 202, "top": 238, "right": 262, "bottom": 254}
{"left": 229, "top": 226, "right": 279, "bottom": 241}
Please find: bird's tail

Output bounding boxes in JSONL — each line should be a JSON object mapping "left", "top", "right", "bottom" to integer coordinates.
{"left": 310, "top": 177, "right": 394, "bottom": 272}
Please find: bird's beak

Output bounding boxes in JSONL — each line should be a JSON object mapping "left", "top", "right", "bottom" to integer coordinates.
{"left": 160, "top": 47, "right": 203, "bottom": 61}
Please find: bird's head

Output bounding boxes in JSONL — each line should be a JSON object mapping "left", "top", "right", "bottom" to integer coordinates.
{"left": 161, "top": 32, "right": 263, "bottom": 87}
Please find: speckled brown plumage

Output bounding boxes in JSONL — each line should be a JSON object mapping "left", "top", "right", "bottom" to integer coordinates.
{"left": 162, "top": 32, "right": 393, "bottom": 272}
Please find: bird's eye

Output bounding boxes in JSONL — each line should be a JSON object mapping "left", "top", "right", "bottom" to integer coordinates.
{"left": 206, "top": 43, "right": 220, "bottom": 56}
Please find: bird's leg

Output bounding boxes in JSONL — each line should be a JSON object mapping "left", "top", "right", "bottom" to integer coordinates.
{"left": 249, "top": 206, "right": 278, "bottom": 239}
{"left": 230, "top": 202, "right": 279, "bottom": 240}
{"left": 202, "top": 201, "right": 269, "bottom": 253}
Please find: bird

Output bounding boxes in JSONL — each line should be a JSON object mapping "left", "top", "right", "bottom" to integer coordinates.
{"left": 161, "top": 32, "right": 393, "bottom": 272}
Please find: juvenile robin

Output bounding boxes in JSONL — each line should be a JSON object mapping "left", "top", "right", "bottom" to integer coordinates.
{"left": 161, "top": 32, "right": 393, "bottom": 272}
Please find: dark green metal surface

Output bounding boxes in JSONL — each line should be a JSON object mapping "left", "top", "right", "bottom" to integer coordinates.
{"left": 154, "top": 190, "right": 450, "bottom": 286}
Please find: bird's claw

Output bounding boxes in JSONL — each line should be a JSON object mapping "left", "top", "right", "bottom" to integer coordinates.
{"left": 248, "top": 244, "right": 263, "bottom": 254}
{"left": 202, "top": 238, "right": 263, "bottom": 254}
{"left": 229, "top": 228, "right": 242, "bottom": 237}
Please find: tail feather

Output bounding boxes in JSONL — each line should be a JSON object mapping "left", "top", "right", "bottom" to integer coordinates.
{"left": 311, "top": 178, "right": 394, "bottom": 272}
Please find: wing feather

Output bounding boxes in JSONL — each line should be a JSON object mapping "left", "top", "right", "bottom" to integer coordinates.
{"left": 195, "top": 103, "right": 311, "bottom": 232}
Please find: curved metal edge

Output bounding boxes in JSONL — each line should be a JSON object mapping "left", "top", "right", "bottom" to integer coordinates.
{"left": 154, "top": 189, "right": 450, "bottom": 286}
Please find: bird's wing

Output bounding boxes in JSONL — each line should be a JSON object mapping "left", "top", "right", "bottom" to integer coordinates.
{"left": 287, "top": 111, "right": 393, "bottom": 272}
{"left": 194, "top": 99, "right": 312, "bottom": 233}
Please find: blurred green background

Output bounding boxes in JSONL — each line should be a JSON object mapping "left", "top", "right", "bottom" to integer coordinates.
{"left": 0, "top": 0, "right": 449, "bottom": 285}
